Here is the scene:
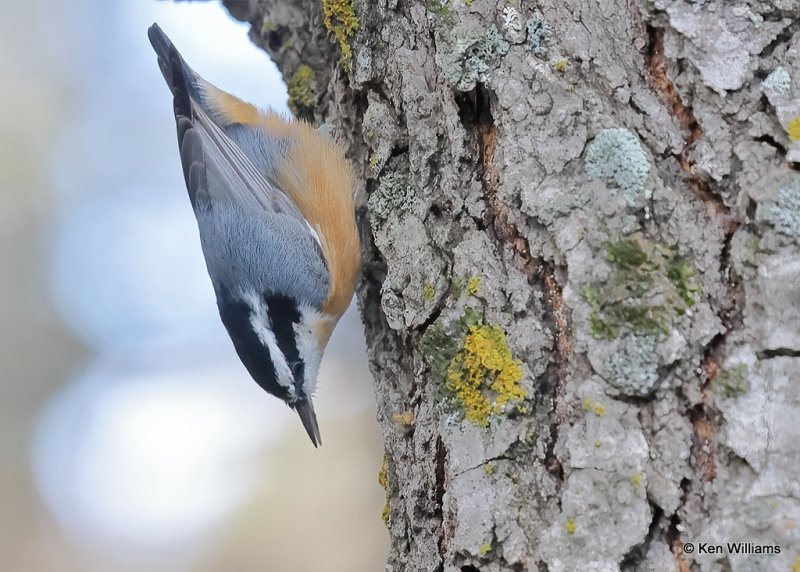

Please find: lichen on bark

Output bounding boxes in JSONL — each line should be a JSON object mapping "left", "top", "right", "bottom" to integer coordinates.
{"left": 224, "top": 0, "right": 800, "bottom": 569}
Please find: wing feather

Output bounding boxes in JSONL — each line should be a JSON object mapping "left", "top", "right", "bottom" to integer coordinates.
{"left": 148, "top": 24, "right": 311, "bottom": 235}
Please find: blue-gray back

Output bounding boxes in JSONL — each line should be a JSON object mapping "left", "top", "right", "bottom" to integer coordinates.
{"left": 225, "top": 123, "right": 293, "bottom": 180}
{"left": 196, "top": 202, "right": 329, "bottom": 309}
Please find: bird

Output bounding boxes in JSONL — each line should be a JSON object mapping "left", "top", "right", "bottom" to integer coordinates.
{"left": 147, "top": 23, "right": 361, "bottom": 446}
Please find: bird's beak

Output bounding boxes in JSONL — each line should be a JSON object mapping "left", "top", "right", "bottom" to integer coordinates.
{"left": 294, "top": 399, "right": 322, "bottom": 447}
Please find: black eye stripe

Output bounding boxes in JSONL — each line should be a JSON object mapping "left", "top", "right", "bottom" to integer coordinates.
{"left": 264, "top": 292, "right": 302, "bottom": 373}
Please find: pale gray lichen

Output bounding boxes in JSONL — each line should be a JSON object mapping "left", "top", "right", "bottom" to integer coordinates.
{"left": 764, "top": 177, "right": 800, "bottom": 242}
{"left": 501, "top": 6, "right": 522, "bottom": 38}
{"left": 761, "top": 66, "right": 791, "bottom": 95}
{"left": 369, "top": 171, "right": 416, "bottom": 225}
{"left": 444, "top": 25, "right": 509, "bottom": 91}
{"left": 525, "top": 11, "right": 551, "bottom": 55}
{"left": 603, "top": 335, "right": 660, "bottom": 396}
{"left": 584, "top": 128, "right": 651, "bottom": 206}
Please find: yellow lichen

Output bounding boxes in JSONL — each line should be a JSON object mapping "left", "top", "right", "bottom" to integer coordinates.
{"left": 565, "top": 517, "right": 577, "bottom": 534}
{"left": 287, "top": 65, "right": 317, "bottom": 121}
{"left": 446, "top": 324, "right": 527, "bottom": 426}
{"left": 369, "top": 154, "right": 379, "bottom": 170}
{"left": 423, "top": 283, "right": 436, "bottom": 301}
{"left": 594, "top": 439, "right": 602, "bottom": 447}
{"left": 555, "top": 60, "right": 567, "bottom": 72}
{"left": 322, "top": 0, "right": 359, "bottom": 71}
{"left": 788, "top": 116, "right": 800, "bottom": 142}
{"left": 261, "top": 18, "right": 276, "bottom": 34}
{"left": 582, "top": 397, "right": 605, "bottom": 416}
{"left": 378, "top": 455, "right": 390, "bottom": 526}
{"left": 392, "top": 411, "right": 415, "bottom": 426}
{"left": 484, "top": 463, "right": 493, "bottom": 475}
{"left": 794, "top": 556, "right": 800, "bottom": 572}
{"left": 467, "top": 276, "right": 482, "bottom": 295}
{"left": 478, "top": 543, "right": 492, "bottom": 556}
{"left": 631, "top": 473, "right": 642, "bottom": 489}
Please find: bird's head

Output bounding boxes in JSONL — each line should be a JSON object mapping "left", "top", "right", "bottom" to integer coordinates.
{"left": 218, "top": 289, "right": 333, "bottom": 446}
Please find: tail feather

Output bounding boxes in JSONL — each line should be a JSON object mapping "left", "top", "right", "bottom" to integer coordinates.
{"left": 148, "top": 24, "right": 200, "bottom": 122}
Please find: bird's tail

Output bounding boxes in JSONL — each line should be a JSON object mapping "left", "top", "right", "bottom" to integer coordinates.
{"left": 147, "top": 24, "right": 203, "bottom": 120}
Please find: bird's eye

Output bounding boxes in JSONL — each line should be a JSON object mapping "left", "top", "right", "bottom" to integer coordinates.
{"left": 290, "top": 361, "right": 304, "bottom": 378}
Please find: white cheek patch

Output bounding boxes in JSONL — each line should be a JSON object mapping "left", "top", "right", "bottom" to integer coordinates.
{"left": 295, "top": 304, "right": 327, "bottom": 397}
{"left": 243, "top": 292, "right": 296, "bottom": 398}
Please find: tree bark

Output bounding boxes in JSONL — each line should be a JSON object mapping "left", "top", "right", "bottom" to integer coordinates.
{"left": 224, "top": 0, "right": 800, "bottom": 570}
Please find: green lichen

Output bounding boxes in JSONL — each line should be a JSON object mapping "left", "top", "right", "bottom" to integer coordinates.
{"left": 744, "top": 236, "right": 760, "bottom": 266}
{"left": 368, "top": 171, "right": 415, "bottom": 226}
{"left": 764, "top": 176, "right": 800, "bottom": 243}
{"left": 425, "top": 0, "right": 452, "bottom": 18}
{"left": 525, "top": 11, "right": 551, "bottom": 55}
{"left": 322, "top": 0, "right": 359, "bottom": 72}
{"left": 712, "top": 364, "right": 750, "bottom": 399}
{"left": 422, "top": 324, "right": 458, "bottom": 385}
{"left": 585, "top": 128, "right": 651, "bottom": 206}
{"left": 667, "top": 259, "right": 701, "bottom": 308}
{"left": 261, "top": 18, "right": 276, "bottom": 35}
{"left": 444, "top": 25, "right": 509, "bottom": 91}
{"left": 423, "top": 283, "right": 436, "bottom": 301}
{"left": 583, "top": 235, "right": 701, "bottom": 340}
{"left": 450, "top": 279, "right": 465, "bottom": 300}
{"left": 287, "top": 65, "right": 317, "bottom": 122}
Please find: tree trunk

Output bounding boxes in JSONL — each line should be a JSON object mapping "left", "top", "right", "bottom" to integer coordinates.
{"left": 224, "top": 0, "right": 800, "bottom": 569}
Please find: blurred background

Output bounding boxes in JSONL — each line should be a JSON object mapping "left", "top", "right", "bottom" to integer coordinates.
{"left": 0, "top": 1, "right": 387, "bottom": 571}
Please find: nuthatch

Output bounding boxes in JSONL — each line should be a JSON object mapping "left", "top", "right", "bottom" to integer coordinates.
{"left": 148, "top": 24, "right": 360, "bottom": 446}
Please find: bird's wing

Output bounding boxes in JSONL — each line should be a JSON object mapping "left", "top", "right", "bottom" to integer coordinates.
{"left": 148, "top": 24, "right": 288, "bottom": 182}
{"left": 147, "top": 24, "right": 306, "bottom": 226}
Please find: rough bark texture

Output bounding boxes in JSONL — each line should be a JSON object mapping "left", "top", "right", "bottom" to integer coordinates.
{"left": 224, "top": 0, "right": 800, "bottom": 570}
